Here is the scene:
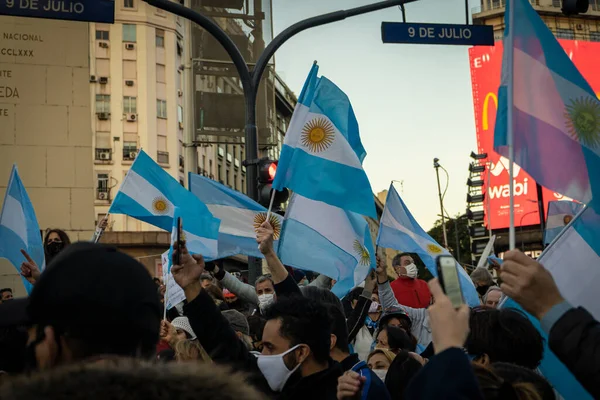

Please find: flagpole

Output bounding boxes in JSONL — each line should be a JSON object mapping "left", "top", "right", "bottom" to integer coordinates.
{"left": 265, "top": 189, "right": 277, "bottom": 223}
{"left": 507, "top": 0, "right": 516, "bottom": 251}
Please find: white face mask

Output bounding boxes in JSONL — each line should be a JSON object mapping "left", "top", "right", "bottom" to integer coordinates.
{"left": 405, "top": 263, "right": 418, "bottom": 279}
{"left": 255, "top": 345, "right": 303, "bottom": 392}
{"left": 258, "top": 293, "right": 275, "bottom": 310}
{"left": 368, "top": 301, "right": 380, "bottom": 313}
{"left": 372, "top": 369, "right": 387, "bottom": 382}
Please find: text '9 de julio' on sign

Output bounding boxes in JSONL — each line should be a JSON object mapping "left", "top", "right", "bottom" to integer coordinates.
{"left": 381, "top": 22, "right": 495, "bottom": 47}
{"left": 0, "top": 0, "right": 115, "bottom": 23}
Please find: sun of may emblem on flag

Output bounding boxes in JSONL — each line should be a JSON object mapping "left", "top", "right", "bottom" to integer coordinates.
{"left": 253, "top": 212, "right": 282, "bottom": 240}
{"left": 427, "top": 244, "right": 443, "bottom": 255}
{"left": 353, "top": 240, "right": 371, "bottom": 266}
{"left": 565, "top": 96, "right": 600, "bottom": 147}
{"left": 301, "top": 117, "right": 335, "bottom": 152}
{"left": 152, "top": 197, "right": 169, "bottom": 215}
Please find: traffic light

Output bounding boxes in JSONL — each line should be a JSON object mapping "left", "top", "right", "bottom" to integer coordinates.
{"left": 466, "top": 178, "right": 484, "bottom": 187}
{"left": 561, "top": 0, "right": 589, "bottom": 15}
{"left": 466, "top": 208, "right": 485, "bottom": 222}
{"left": 468, "top": 163, "right": 485, "bottom": 174}
{"left": 469, "top": 224, "right": 488, "bottom": 238}
{"left": 257, "top": 159, "right": 289, "bottom": 211}
{"left": 467, "top": 193, "right": 485, "bottom": 204}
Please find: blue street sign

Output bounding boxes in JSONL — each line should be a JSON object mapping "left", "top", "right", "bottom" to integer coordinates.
{"left": 381, "top": 22, "right": 494, "bottom": 46}
{"left": 0, "top": 0, "right": 115, "bottom": 23}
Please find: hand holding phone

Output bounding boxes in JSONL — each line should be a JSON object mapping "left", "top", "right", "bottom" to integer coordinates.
{"left": 435, "top": 255, "right": 464, "bottom": 308}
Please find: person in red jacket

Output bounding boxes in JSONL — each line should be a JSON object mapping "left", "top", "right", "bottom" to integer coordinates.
{"left": 389, "top": 254, "right": 431, "bottom": 309}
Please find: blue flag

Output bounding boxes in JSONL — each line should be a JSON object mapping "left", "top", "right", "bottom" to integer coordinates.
{"left": 272, "top": 64, "right": 376, "bottom": 218}
{"left": 376, "top": 184, "right": 480, "bottom": 307}
{"left": 0, "top": 166, "right": 45, "bottom": 294}
{"left": 278, "top": 194, "right": 375, "bottom": 298}
{"left": 189, "top": 173, "right": 284, "bottom": 259}
{"left": 544, "top": 200, "right": 584, "bottom": 245}
{"left": 495, "top": 0, "right": 600, "bottom": 205}
{"left": 109, "top": 151, "right": 220, "bottom": 259}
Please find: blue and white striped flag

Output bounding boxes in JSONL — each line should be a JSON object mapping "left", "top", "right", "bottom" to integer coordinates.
{"left": 0, "top": 166, "right": 45, "bottom": 294}
{"left": 376, "top": 184, "right": 480, "bottom": 307}
{"left": 109, "top": 150, "right": 220, "bottom": 259}
{"left": 278, "top": 194, "right": 375, "bottom": 298}
{"left": 272, "top": 64, "right": 376, "bottom": 218}
{"left": 189, "top": 173, "right": 283, "bottom": 259}
{"left": 544, "top": 200, "right": 584, "bottom": 245}
{"left": 494, "top": 0, "right": 600, "bottom": 205}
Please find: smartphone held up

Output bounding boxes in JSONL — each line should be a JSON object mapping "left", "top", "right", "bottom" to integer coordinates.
{"left": 435, "top": 255, "right": 465, "bottom": 308}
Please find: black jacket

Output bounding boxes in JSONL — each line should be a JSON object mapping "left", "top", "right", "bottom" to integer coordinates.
{"left": 548, "top": 307, "right": 600, "bottom": 398}
{"left": 405, "top": 348, "right": 483, "bottom": 399}
{"left": 184, "top": 288, "right": 341, "bottom": 399}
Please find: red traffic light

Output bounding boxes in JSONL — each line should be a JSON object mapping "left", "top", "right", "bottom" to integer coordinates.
{"left": 268, "top": 162, "right": 277, "bottom": 180}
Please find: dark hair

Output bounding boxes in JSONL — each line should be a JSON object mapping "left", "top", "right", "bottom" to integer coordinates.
{"left": 384, "top": 350, "right": 422, "bottom": 399}
{"left": 0, "top": 326, "right": 28, "bottom": 375}
{"left": 327, "top": 304, "right": 349, "bottom": 353}
{"left": 466, "top": 308, "right": 544, "bottom": 369}
{"left": 247, "top": 315, "right": 266, "bottom": 343}
{"left": 200, "top": 273, "right": 213, "bottom": 282}
{"left": 0, "top": 288, "right": 12, "bottom": 295}
{"left": 472, "top": 363, "right": 542, "bottom": 400}
{"left": 385, "top": 326, "right": 416, "bottom": 352}
{"left": 300, "top": 286, "right": 345, "bottom": 316}
{"left": 0, "top": 358, "right": 267, "bottom": 400}
{"left": 492, "top": 362, "right": 556, "bottom": 400}
{"left": 43, "top": 229, "right": 71, "bottom": 263}
{"left": 263, "top": 295, "right": 332, "bottom": 364}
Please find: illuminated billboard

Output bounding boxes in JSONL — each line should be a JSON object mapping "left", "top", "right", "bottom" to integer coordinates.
{"left": 469, "top": 40, "right": 600, "bottom": 230}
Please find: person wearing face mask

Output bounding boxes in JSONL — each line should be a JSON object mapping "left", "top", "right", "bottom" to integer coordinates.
{"left": 470, "top": 267, "right": 497, "bottom": 300}
{"left": 170, "top": 242, "right": 343, "bottom": 399}
{"left": 389, "top": 254, "right": 431, "bottom": 309}
{"left": 43, "top": 229, "right": 71, "bottom": 264}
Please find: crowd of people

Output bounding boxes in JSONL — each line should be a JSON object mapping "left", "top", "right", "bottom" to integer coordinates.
{"left": 0, "top": 221, "right": 598, "bottom": 399}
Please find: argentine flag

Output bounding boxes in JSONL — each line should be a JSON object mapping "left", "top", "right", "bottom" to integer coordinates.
{"left": 109, "top": 150, "right": 220, "bottom": 259}
{"left": 278, "top": 194, "right": 375, "bottom": 298}
{"left": 189, "top": 173, "right": 284, "bottom": 259}
{"left": 0, "top": 166, "right": 45, "bottom": 294}
{"left": 376, "top": 184, "right": 480, "bottom": 307}
{"left": 544, "top": 200, "right": 584, "bottom": 245}
{"left": 272, "top": 64, "right": 376, "bottom": 218}
{"left": 495, "top": 0, "right": 600, "bottom": 205}
{"left": 501, "top": 204, "right": 597, "bottom": 399}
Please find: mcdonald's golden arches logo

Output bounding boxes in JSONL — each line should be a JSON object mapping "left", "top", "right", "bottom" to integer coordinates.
{"left": 483, "top": 92, "right": 498, "bottom": 131}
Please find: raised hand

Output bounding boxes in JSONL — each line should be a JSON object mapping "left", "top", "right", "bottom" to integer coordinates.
{"left": 256, "top": 221, "right": 275, "bottom": 255}
{"left": 375, "top": 255, "right": 388, "bottom": 284}
{"left": 20, "top": 249, "right": 41, "bottom": 285}
{"left": 171, "top": 243, "right": 205, "bottom": 291}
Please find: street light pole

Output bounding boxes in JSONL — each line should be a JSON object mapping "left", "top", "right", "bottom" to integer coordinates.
{"left": 143, "top": 0, "right": 419, "bottom": 282}
{"left": 433, "top": 158, "right": 449, "bottom": 249}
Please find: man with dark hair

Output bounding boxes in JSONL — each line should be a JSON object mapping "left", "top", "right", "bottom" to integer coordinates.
{"left": 465, "top": 307, "right": 544, "bottom": 369}
{"left": 171, "top": 244, "right": 342, "bottom": 399}
{"left": 0, "top": 243, "right": 161, "bottom": 370}
{"left": 0, "top": 288, "right": 13, "bottom": 303}
{"left": 389, "top": 253, "right": 431, "bottom": 308}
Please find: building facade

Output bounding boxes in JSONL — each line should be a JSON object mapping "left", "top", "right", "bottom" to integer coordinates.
{"left": 473, "top": 0, "right": 600, "bottom": 39}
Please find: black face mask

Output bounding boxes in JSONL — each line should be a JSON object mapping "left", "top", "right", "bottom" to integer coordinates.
{"left": 47, "top": 241, "right": 64, "bottom": 256}
{"left": 476, "top": 285, "right": 491, "bottom": 297}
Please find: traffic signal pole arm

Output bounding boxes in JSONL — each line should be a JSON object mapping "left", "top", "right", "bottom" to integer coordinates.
{"left": 143, "top": 0, "right": 419, "bottom": 202}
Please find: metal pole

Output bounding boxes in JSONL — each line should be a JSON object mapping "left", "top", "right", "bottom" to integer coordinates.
{"left": 536, "top": 183, "right": 546, "bottom": 243}
{"left": 143, "top": 0, "right": 419, "bottom": 280}
{"left": 465, "top": 0, "right": 470, "bottom": 25}
{"left": 454, "top": 216, "right": 461, "bottom": 262}
{"left": 182, "top": 0, "right": 196, "bottom": 182}
{"left": 434, "top": 159, "right": 449, "bottom": 249}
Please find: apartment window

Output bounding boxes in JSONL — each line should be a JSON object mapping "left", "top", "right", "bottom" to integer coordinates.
{"left": 97, "top": 173, "right": 109, "bottom": 198}
{"left": 157, "top": 100, "right": 167, "bottom": 119}
{"left": 234, "top": 174, "right": 237, "bottom": 190}
{"left": 218, "top": 165, "right": 222, "bottom": 183}
{"left": 241, "top": 179, "right": 245, "bottom": 193}
{"left": 156, "top": 29, "right": 165, "bottom": 47}
{"left": 123, "top": 24, "right": 136, "bottom": 42}
{"left": 209, "top": 160, "right": 213, "bottom": 176}
{"left": 96, "top": 94, "right": 111, "bottom": 113}
{"left": 177, "top": 41, "right": 183, "bottom": 56}
{"left": 96, "top": 30, "right": 109, "bottom": 40}
{"left": 591, "top": 32, "right": 600, "bottom": 42}
{"left": 556, "top": 28, "right": 575, "bottom": 40}
{"left": 157, "top": 151, "right": 169, "bottom": 164}
{"left": 226, "top": 172, "right": 230, "bottom": 187}
{"left": 123, "top": 141, "right": 138, "bottom": 160}
{"left": 124, "top": 0, "right": 134, "bottom": 7}
{"left": 202, "top": 155, "right": 206, "bottom": 172}
{"left": 123, "top": 96, "right": 137, "bottom": 114}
